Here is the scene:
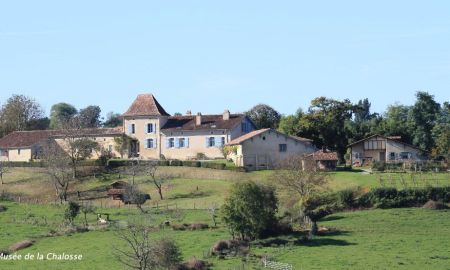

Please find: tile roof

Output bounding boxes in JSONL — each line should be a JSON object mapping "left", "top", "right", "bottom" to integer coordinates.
{"left": 123, "top": 94, "right": 170, "bottom": 117}
{"left": 0, "top": 128, "right": 123, "bottom": 149}
{"left": 227, "top": 128, "right": 312, "bottom": 145}
{"left": 161, "top": 114, "right": 245, "bottom": 131}
{"left": 306, "top": 149, "right": 338, "bottom": 161}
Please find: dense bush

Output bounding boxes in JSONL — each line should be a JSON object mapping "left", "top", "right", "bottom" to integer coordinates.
{"left": 336, "top": 189, "right": 357, "bottom": 208}
{"left": 356, "top": 187, "right": 450, "bottom": 209}
{"left": 170, "top": 159, "right": 183, "bottom": 166}
{"left": 222, "top": 181, "right": 278, "bottom": 240}
{"left": 201, "top": 162, "right": 226, "bottom": 170}
{"left": 182, "top": 161, "right": 201, "bottom": 167}
{"left": 372, "top": 161, "right": 385, "bottom": 171}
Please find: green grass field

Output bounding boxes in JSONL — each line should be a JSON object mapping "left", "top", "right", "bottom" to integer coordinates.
{"left": 0, "top": 167, "right": 449, "bottom": 269}
{"left": 1, "top": 201, "right": 449, "bottom": 270}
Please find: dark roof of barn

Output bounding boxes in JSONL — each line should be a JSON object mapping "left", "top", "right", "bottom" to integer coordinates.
{"left": 161, "top": 114, "right": 246, "bottom": 131}
{"left": 123, "top": 94, "right": 170, "bottom": 117}
{"left": 0, "top": 128, "right": 123, "bottom": 149}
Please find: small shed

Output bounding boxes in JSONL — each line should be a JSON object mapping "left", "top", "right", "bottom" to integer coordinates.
{"left": 107, "top": 181, "right": 130, "bottom": 200}
{"left": 303, "top": 149, "right": 338, "bottom": 171}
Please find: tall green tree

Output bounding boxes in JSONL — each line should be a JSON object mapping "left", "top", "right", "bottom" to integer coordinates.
{"left": 0, "top": 94, "right": 44, "bottom": 136}
{"left": 409, "top": 91, "right": 441, "bottom": 151}
{"left": 49, "top": 102, "right": 77, "bottom": 129}
{"left": 103, "top": 112, "right": 123, "bottom": 128}
{"left": 78, "top": 105, "right": 102, "bottom": 128}
{"left": 278, "top": 108, "right": 304, "bottom": 136}
{"left": 297, "top": 97, "right": 356, "bottom": 161}
{"left": 246, "top": 104, "right": 281, "bottom": 129}
{"left": 432, "top": 102, "right": 450, "bottom": 158}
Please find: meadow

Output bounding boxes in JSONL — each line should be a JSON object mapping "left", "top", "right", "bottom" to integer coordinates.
{"left": 0, "top": 166, "right": 449, "bottom": 269}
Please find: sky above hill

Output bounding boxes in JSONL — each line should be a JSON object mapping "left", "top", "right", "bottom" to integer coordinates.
{"left": 0, "top": 1, "right": 449, "bottom": 118}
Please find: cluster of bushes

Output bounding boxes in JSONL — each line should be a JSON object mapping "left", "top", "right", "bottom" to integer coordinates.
{"left": 6, "top": 159, "right": 104, "bottom": 168}
{"left": 332, "top": 186, "right": 450, "bottom": 209}
{"left": 171, "top": 223, "right": 209, "bottom": 231}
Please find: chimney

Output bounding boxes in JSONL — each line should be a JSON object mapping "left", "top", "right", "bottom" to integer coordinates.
{"left": 223, "top": 109, "right": 230, "bottom": 121}
{"left": 196, "top": 112, "right": 202, "bottom": 126}
{"left": 186, "top": 110, "right": 192, "bottom": 116}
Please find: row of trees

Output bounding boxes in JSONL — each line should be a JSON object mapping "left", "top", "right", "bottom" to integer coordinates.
{"left": 0, "top": 94, "right": 123, "bottom": 137}
{"left": 246, "top": 91, "right": 449, "bottom": 161}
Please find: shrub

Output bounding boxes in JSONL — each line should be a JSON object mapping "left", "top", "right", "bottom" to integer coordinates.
{"left": 201, "top": 162, "right": 226, "bottom": 170}
{"left": 196, "top": 153, "right": 207, "bottom": 160}
{"left": 182, "top": 161, "right": 201, "bottom": 167}
{"left": 0, "top": 205, "right": 6, "bottom": 212}
{"left": 170, "top": 160, "right": 183, "bottom": 166}
{"left": 64, "top": 201, "right": 80, "bottom": 224}
{"left": 372, "top": 161, "right": 385, "bottom": 171}
{"left": 222, "top": 181, "right": 278, "bottom": 240}
{"left": 336, "top": 189, "right": 356, "bottom": 208}
{"left": 152, "top": 237, "right": 182, "bottom": 270}
{"left": 178, "top": 257, "right": 210, "bottom": 270}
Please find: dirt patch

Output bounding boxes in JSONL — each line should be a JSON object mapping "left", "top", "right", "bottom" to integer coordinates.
{"left": 423, "top": 200, "right": 449, "bottom": 210}
{"left": 9, "top": 240, "right": 33, "bottom": 252}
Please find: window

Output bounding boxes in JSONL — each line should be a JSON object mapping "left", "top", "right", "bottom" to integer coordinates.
{"left": 389, "top": 152, "right": 395, "bottom": 160}
{"left": 18, "top": 149, "right": 21, "bottom": 155}
{"left": 364, "top": 140, "right": 386, "bottom": 150}
{"left": 147, "top": 123, "right": 153, "bottom": 133}
{"left": 178, "top": 138, "right": 185, "bottom": 148}
{"left": 209, "top": 137, "right": 215, "bottom": 147}
{"left": 169, "top": 138, "right": 175, "bottom": 148}
{"left": 400, "top": 152, "right": 410, "bottom": 159}
{"left": 221, "top": 137, "right": 226, "bottom": 146}
{"left": 241, "top": 122, "right": 251, "bottom": 133}
{"left": 108, "top": 145, "right": 113, "bottom": 152}
{"left": 131, "top": 124, "right": 135, "bottom": 134}
{"left": 146, "top": 139, "right": 153, "bottom": 148}
{"left": 279, "top": 144, "right": 287, "bottom": 152}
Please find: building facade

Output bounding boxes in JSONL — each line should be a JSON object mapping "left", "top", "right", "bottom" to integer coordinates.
{"left": 226, "top": 128, "right": 316, "bottom": 169}
{"left": 348, "top": 135, "right": 428, "bottom": 166}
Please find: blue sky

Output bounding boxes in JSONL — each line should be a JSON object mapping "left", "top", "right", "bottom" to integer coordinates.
{"left": 0, "top": 1, "right": 449, "bottom": 118}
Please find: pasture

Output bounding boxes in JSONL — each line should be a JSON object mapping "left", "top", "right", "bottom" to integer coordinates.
{"left": 0, "top": 166, "right": 449, "bottom": 269}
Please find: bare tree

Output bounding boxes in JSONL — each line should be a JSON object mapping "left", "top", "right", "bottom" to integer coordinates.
{"left": 144, "top": 161, "right": 172, "bottom": 200}
{"left": 42, "top": 140, "right": 73, "bottom": 203}
{"left": 124, "top": 183, "right": 150, "bottom": 213}
{"left": 81, "top": 202, "right": 96, "bottom": 227}
{"left": 0, "top": 160, "right": 10, "bottom": 185}
{"left": 273, "top": 155, "right": 329, "bottom": 232}
{"left": 115, "top": 225, "right": 155, "bottom": 270}
{"left": 123, "top": 158, "right": 144, "bottom": 184}
{"left": 57, "top": 117, "right": 100, "bottom": 178}
{"left": 208, "top": 203, "right": 218, "bottom": 227}
{"left": 115, "top": 225, "right": 181, "bottom": 270}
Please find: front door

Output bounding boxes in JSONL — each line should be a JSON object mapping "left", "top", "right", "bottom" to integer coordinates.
{"left": 130, "top": 140, "right": 140, "bottom": 157}
{"left": 379, "top": 152, "right": 386, "bottom": 161}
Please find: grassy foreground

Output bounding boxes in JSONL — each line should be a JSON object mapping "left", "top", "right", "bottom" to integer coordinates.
{"left": 1, "top": 201, "right": 449, "bottom": 270}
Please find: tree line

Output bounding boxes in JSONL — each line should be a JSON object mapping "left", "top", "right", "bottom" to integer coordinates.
{"left": 0, "top": 91, "right": 448, "bottom": 161}
{"left": 0, "top": 95, "right": 123, "bottom": 137}
{"left": 245, "top": 91, "right": 449, "bottom": 161}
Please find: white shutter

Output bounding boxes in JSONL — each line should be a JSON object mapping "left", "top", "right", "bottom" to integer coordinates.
{"left": 185, "top": 137, "right": 189, "bottom": 148}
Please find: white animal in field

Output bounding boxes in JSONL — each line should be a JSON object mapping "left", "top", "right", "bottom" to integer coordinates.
{"left": 97, "top": 214, "right": 108, "bottom": 225}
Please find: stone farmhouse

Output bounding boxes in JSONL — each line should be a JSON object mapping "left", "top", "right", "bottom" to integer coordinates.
{"left": 0, "top": 93, "right": 315, "bottom": 167}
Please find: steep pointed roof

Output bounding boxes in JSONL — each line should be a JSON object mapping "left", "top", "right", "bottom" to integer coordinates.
{"left": 123, "top": 94, "right": 170, "bottom": 117}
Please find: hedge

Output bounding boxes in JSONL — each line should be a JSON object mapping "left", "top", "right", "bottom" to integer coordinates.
{"left": 356, "top": 187, "right": 450, "bottom": 208}
{"left": 106, "top": 159, "right": 230, "bottom": 171}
